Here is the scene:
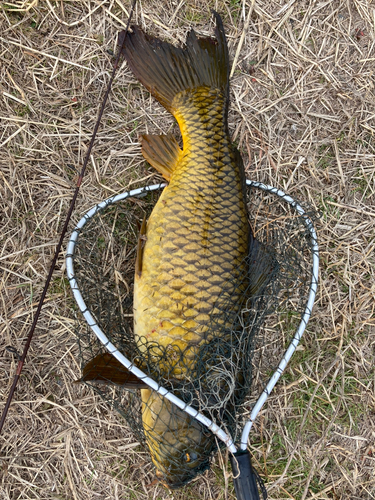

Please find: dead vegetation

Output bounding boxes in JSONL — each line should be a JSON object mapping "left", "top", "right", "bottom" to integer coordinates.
{"left": 0, "top": 1, "right": 374, "bottom": 499}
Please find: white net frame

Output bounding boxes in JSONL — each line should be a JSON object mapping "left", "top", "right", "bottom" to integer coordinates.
{"left": 65, "top": 180, "right": 319, "bottom": 455}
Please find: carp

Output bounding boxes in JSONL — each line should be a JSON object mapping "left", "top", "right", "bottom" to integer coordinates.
{"left": 125, "top": 12, "right": 249, "bottom": 486}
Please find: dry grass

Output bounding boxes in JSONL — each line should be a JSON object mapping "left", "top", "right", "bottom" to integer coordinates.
{"left": 1, "top": 0, "right": 374, "bottom": 499}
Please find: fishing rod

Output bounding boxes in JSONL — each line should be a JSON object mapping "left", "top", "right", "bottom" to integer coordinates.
{"left": 0, "top": 0, "right": 137, "bottom": 435}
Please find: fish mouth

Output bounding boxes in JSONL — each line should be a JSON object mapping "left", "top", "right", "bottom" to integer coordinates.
{"left": 155, "top": 457, "right": 210, "bottom": 490}
{"left": 153, "top": 451, "right": 211, "bottom": 489}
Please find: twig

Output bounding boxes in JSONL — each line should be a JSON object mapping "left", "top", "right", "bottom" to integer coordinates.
{"left": 0, "top": 37, "right": 95, "bottom": 72}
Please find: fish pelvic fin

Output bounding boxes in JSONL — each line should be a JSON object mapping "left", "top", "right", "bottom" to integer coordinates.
{"left": 120, "top": 11, "right": 229, "bottom": 114}
{"left": 141, "top": 134, "right": 182, "bottom": 181}
{"left": 76, "top": 352, "right": 147, "bottom": 388}
{"left": 135, "top": 216, "right": 147, "bottom": 278}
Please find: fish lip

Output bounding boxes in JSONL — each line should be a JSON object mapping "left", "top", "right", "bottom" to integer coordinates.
{"left": 154, "top": 455, "right": 211, "bottom": 488}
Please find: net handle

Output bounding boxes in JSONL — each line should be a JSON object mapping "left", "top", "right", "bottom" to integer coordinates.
{"left": 66, "top": 180, "right": 319, "bottom": 454}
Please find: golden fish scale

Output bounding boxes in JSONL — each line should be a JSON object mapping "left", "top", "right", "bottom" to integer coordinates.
{"left": 134, "top": 87, "right": 249, "bottom": 375}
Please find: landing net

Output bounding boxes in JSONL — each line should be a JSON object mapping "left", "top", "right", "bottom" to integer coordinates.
{"left": 66, "top": 181, "right": 318, "bottom": 488}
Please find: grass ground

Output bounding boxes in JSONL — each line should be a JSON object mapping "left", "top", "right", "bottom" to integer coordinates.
{"left": 0, "top": 1, "right": 374, "bottom": 499}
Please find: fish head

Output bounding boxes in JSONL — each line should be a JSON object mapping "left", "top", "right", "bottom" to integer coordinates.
{"left": 141, "top": 389, "right": 214, "bottom": 488}
{"left": 150, "top": 429, "right": 213, "bottom": 488}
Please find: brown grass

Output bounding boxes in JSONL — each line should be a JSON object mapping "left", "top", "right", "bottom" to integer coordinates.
{"left": 1, "top": 1, "right": 374, "bottom": 499}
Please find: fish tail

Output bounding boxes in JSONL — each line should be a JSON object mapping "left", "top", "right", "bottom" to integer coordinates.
{"left": 121, "top": 11, "right": 229, "bottom": 114}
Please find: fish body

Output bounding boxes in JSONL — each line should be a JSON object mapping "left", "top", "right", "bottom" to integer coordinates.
{"left": 134, "top": 87, "right": 249, "bottom": 373}
{"left": 121, "top": 13, "right": 251, "bottom": 487}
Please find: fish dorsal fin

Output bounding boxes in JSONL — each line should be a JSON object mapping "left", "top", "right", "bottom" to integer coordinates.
{"left": 135, "top": 216, "right": 147, "bottom": 278}
{"left": 247, "top": 231, "right": 279, "bottom": 297}
{"left": 120, "top": 12, "right": 229, "bottom": 114}
{"left": 75, "top": 352, "right": 147, "bottom": 388}
{"left": 141, "top": 134, "right": 182, "bottom": 181}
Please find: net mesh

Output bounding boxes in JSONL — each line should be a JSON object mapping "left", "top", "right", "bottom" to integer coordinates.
{"left": 69, "top": 183, "right": 318, "bottom": 488}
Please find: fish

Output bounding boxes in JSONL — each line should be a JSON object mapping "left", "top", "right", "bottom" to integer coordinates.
{"left": 80, "top": 11, "right": 275, "bottom": 489}
{"left": 123, "top": 12, "right": 250, "bottom": 486}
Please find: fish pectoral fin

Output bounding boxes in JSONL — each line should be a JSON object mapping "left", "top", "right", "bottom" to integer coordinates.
{"left": 75, "top": 352, "right": 148, "bottom": 388}
{"left": 247, "top": 231, "right": 279, "bottom": 297}
{"left": 141, "top": 134, "right": 182, "bottom": 181}
{"left": 135, "top": 215, "right": 147, "bottom": 278}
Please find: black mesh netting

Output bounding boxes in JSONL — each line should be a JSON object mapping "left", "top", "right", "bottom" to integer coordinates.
{"left": 68, "top": 183, "right": 318, "bottom": 488}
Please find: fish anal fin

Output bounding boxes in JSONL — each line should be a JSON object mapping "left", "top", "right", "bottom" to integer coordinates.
{"left": 141, "top": 134, "right": 182, "bottom": 181}
{"left": 76, "top": 352, "right": 147, "bottom": 388}
{"left": 135, "top": 216, "right": 147, "bottom": 278}
{"left": 247, "top": 231, "right": 279, "bottom": 297}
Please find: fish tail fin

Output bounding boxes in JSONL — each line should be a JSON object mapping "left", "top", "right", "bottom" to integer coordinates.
{"left": 120, "top": 11, "right": 229, "bottom": 113}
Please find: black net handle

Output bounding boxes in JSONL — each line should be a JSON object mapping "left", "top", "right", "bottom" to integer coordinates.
{"left": 230, "top": 450, "right": 267, "bottom": 500}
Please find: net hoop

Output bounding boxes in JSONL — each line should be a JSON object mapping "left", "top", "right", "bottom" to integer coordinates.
{"left": 66, "top": 181, "right": 319, "bottom": 454}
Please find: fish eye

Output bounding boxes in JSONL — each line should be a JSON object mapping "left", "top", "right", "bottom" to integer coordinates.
{"left": 184, "top": 451, "right": 197, "bottom": 462}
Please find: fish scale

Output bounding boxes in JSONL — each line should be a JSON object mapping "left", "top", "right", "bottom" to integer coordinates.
{"left": 134, "top": 86, "right": 249, "bottom": 372}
